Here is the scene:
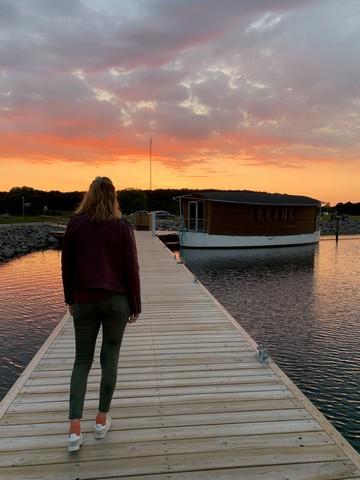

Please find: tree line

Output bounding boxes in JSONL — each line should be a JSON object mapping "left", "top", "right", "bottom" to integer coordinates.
{"left": 1, "top": 186, "right": 359, "bottom": 216}
{"left": 333, "top": 202, "right": 360, "bottom": 216}
{"left": 0, "top": 186, "right": 203, "bottom": 216}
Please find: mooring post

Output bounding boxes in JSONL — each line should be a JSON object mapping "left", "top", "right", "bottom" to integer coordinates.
{"left": 151, "top": 211, "right": 156, "bottom": 237}
{"left": 335, "top": 213, "right": 340, "bottom": 243}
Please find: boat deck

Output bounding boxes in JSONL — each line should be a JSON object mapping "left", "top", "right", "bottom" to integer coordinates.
{"left": 1, "top": 231, "right": 360, "bottom": 479}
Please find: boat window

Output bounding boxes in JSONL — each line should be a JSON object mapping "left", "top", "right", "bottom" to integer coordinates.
{"left": 256, "top": 207, "right": 264, "bottom": 220}
{"left": 197, "top": 202, "right": 205, "bottom": 230}
{"left": 282, "top": 208, "right": 288, "bottom": 221}
{"left": 188, "top": 202, "right": 197, "bottom": 231}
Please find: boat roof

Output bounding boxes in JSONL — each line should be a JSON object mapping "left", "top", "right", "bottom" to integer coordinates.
{"left": 174, "top": 191, "right": 321, "bottom": 206}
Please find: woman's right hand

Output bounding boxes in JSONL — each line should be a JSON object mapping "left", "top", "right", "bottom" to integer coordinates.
{"left": 128, "top": 313, "right": 139, "bottom": 323}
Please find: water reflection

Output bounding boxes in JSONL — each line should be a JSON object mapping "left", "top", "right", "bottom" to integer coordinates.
{"left": 181, "top": 244, "right": 318, "bottom": 357}
{"left": 180, "top": 239, "right": 360, "bottom": 451}
{"left": 0, "top": 248, "right": 66, "bottom": 399}
{"left": 182, "top": 243, "right": 317, "bottom": 270}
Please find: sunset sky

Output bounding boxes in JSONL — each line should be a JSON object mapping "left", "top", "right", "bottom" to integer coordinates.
{"left": 0, "top": 0, "right": 359, "bottom": 204}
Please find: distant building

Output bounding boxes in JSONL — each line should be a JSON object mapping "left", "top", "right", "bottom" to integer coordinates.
{"left": 175, "top": 191, "right": 321, "bottom": 248}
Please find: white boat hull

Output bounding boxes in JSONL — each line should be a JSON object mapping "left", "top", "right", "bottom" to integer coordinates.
{"left": 179, "top": 230, "right": 321, "bottom": 248}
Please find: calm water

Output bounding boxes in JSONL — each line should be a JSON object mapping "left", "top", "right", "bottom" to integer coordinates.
{"left": 181, "top": 236, "right": 360, "bottom": 451}
{"left": 0, "top": 248, "right": 66, "bottom": 399}
{"left": 0, "top": 238, "right": 360, "bottom": 450}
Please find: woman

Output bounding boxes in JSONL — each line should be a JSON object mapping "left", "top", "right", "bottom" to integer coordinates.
{"left": 61, "top": 176, "right": 141, "bottom": 452}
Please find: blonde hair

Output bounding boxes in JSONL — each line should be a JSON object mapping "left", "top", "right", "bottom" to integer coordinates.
{"left": 74, "top": 176, "right": 121, "bottom": 223}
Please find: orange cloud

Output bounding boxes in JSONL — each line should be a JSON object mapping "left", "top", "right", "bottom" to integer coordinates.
{"left": 1, "top": 0, "right": 359, "bottom": 205}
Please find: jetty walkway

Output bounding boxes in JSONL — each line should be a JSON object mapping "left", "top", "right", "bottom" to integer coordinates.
{"left": 1, "top": 231, "right": 360, "bottom": 479}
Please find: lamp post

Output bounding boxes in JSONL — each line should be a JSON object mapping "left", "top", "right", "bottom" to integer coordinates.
{"left": 22, "top": 199, "right": 31, "bottom": 218}
{"left": 42, "top": 205, "right": 48, "bottom": 224}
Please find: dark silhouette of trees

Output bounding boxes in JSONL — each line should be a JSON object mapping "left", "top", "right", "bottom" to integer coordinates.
{"left": 0, "top": 186, "right": 83, "bottom": 215}
{"left": 0, "top": 186, "right": 202, "bottom": 216}
{"left": 1, "top": 186, "right": 358, "bottom": 217}
{"left": 117, "top": 189, "right": 148, "bottom": 214}
{"left": 335, "top": 202, "right": 360, "bottom": 215}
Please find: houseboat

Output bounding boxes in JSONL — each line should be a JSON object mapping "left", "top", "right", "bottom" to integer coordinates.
{"left": 175, "top": 191, "right": 321, "bottom": 248}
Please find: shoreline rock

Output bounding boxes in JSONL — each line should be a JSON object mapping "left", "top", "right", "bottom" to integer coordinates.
{"left": 0, "top": 223, "right": 64, "bottom": 263}
{"left": 320, "top": 218, "right": 360, "bottom": 235}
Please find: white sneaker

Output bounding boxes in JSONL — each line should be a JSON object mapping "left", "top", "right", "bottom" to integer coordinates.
{"left": 67, "top": 432, "right": 84, "bottom": 452}
{"left": 94, "top": 415, "right": 111, "bottom": 439}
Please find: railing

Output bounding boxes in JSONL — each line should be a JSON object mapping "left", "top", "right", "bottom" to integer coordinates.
{"left": 179, "top": 216, "right": 208, "bottom": 232}
{"left": 130, "top": 213, "right": 208, "bottom": 233}
{"left": 156, "top": 216, "right": 180, "bottom": 231}
{"left": 152, "top": 214, "right": 208, "bottom": 233}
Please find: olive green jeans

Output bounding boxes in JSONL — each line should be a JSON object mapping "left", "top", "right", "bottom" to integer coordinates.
{"left": 69, "top": 294, "right": 130, "bottom": 419}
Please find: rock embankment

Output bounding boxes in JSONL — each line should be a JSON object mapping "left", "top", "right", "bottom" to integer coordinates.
{"left": 320, "top": 218, "right": 360, "bottom": 235}
{"left": 0, "top": 223, "right": 63, "bottom": 262}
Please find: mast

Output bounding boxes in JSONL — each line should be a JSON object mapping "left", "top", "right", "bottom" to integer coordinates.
{"left": 149, "top": 137, "right": 152, "bottom": 191}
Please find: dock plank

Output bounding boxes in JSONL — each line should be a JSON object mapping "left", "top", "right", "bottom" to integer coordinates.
{"left": 0, "top": 431, "right": 332, "bottom": 468}
{"left": 1, "top": 230, "right": 360, "bottom": 479}
{"left": 0, "top": 446, "right": 350, "bottom": 479}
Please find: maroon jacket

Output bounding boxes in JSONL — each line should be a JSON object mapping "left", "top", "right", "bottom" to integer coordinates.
{"left": 61, "top": 214, "right": 141, "bottom": 315}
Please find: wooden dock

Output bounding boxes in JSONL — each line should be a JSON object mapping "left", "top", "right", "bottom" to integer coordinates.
{"left": 1, "top": 231, "right": 360, "bottom": 479}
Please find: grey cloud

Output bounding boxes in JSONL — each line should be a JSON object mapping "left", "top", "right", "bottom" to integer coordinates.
{"left": 106, "top": 67, "right": 189, "bottom": 102}
{"left": 0, "top": 1, "right": 18, "bottom": 26}
{"left": 0, "top": 0, "right": 359, "bottom": 167}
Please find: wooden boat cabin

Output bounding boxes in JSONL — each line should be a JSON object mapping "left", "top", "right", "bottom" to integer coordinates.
{"left": 175, "top": 191, "right": 321, "bottom": 248}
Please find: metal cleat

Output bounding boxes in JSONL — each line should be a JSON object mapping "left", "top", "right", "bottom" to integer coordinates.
{"left": 257, "top": 344, "right": 269, "bottom": 364}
